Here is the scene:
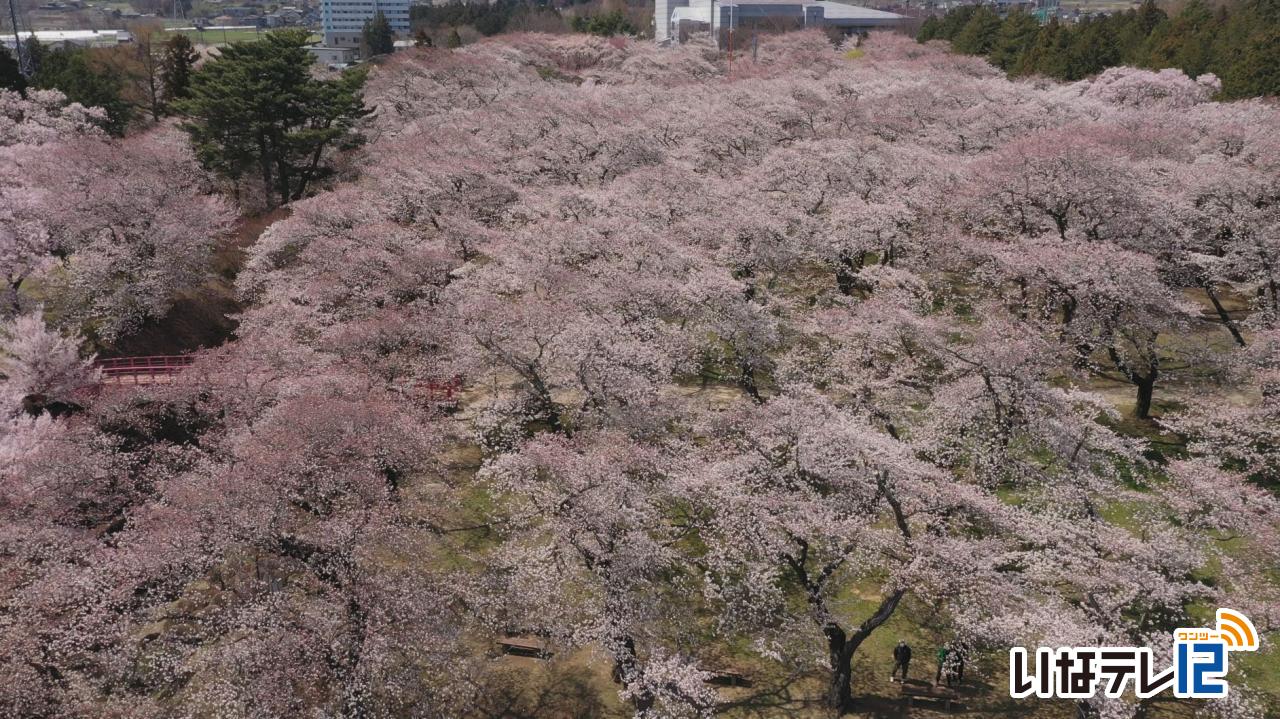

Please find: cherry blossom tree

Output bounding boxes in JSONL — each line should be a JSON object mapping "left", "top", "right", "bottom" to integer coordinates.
{"left": 1165, "top": 328, "right": 1280, "bottom": 486}
{"left": 956, "top": 129, "right": 1202, "bottom": 418}
{"left": 0, "top": 90, "right": 105, "bottom": 314}
{"left": 1074, "top": 66, "right": 1221, "bottom": 110}
{"left": 26, "top": 128, "right": 234, "bottom": 342}
{"left": 482, "top": 431, "right": 717, "bottom": 717}
{"left": 0, "top": 309, "right": 97, "bottom": 416}
{"left": 1177, "top": 150, "right": 1280, "bottom": 337}
{"left": 0, "top": 89, "right": 106, "bottom": 147}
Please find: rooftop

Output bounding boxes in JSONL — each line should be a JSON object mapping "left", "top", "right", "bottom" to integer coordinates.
{"left": 671, "top": 0, "right": 903, "bottom": 23}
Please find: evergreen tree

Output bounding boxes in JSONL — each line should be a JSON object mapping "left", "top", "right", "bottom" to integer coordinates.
{"left": 1015, "top": 17, "right": 1071, "bottom": 78}
{"left": 1067, "top": 15, "right": 1121, "bottom": 79}
{"left": 935, "top": 4, "right": 977, "bottom": 41}
{"left": 1134, "top": 0, "right": 1168, "bottom": 37}
{"left": 23, "top": 36, "right": 44, "bottom": 76}
{"left": 1222, "top": 26, "right": 1280, "bottom": 96}
{"left": 1145, "top": 0, "right": 1220, "bottom": 77}
{"left": 988, "top": 9, "right": 1040, "bottom": 70}
{"left": 473, "top": 10, "right": 507, "bottom": 35}
{"left": 172, "top": 30, "right": 371, "bottom": 208}
{"left": 362, "top": 10, "right": 395, "bottom": 56}
{"left": 0, "top": 45, "right": 24, "bottom": 94}
{"left": 32, "top": 47, "right": 132, "bottom": 135}
{"left": 570, "top": 10, "right": 637, "bottom": 36}
{"left": 1109, "top": 2, "right": 1167, "bottom": 66}
{"left": 921, "top": 0, "right": 1280, "bottom": 99}
{"left": 159, "top": 34, "right": 199, "bottom": 105}
{"left": 446, "top": 27, "right": 463, "bottom": 48}
{"left": 1126, "top": 0, "right": 1167, "bottom": 57}
{"left": 952, "top": 5, "right": 1003, "bottom": 56}
{"left": 917, "top": 15, "right": 942, "bottom": 43}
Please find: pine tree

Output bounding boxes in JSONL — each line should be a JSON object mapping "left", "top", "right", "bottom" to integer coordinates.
{"left": 1222, "top": 26, "right": 1280, "bottom": 97}
{"left": 952, "top": 5, "right": 1003, "bottom": 56}
{"left": 1145, "top": 0, "right": 1220, "bottom": 77}
{"left": 0, "top": 45, "right": 24, "bottom": 94}
{"left": 1068, "top": 15, "right": 1121, "bottom": 79}
{"left": 936, "top": 5, "right": 977, "bottom": 41}
{"left": 446, "top": 27, "right": 463, "bottom": 48}
{"left": 917, "top": 16, "right": 941, "bottom": 43}
{"left": 1136, "top": 0, "right": 1167, "bottom": 34}
{"left": 1109, "top": 2, "right": 1167, "bottom": 66}
{"left": 159, "top": 34, "right": 198, "bottom": 106}
{"left": 172, "top": 30, "right": 372, "bottom": 208}
{"left": 362, "top": 10, "right": 395, "bottom": 57}
{"left": 1015, "top": 17, "right": 1070, "bottom": 78}
{"left": 23, "top": 36, "right": 44, "bottom": 76}
{"left": 989, "top": 9, "right": 1041, "bottom": 70}
{"left": 32, "top": 47, "right": 132, "bottom": 135}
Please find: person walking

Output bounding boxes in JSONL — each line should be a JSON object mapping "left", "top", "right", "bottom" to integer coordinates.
{"left": 891, "top": 640, "right": 911, "bottom": 682}
{"left": 952, "top": 648, "right": 965, "bottom": 687}
{"left": 935, "top": 644, "right": 950, "bottom": 685}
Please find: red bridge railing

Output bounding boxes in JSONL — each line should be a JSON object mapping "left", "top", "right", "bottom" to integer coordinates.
{"left": 92, "top": 356, "right": 465, "bottom": 402}
{"left": 94, "top": 355, "right": 196, "bottom": 384}
{"left": 416, "top": 376, "right": 463, "bottom": 405}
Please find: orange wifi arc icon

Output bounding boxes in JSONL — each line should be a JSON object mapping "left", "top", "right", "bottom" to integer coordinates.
{"left": 1216, "top": 609, "right": 1259, "bottom": 651}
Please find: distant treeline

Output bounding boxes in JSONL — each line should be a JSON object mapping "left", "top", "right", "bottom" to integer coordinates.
{"left": 917, "top": 0, "right": 1280, "bottom": 98}
{"left": 1, "top": 32, "right": 198, "bottom": 135}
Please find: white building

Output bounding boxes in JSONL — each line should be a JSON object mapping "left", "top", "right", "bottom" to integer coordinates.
{"left": 321, "top": 0, "right": 410, "bottom": 48}
{"left": 1, "top": 29, "right": 132, "bottom": 51}
{"left": 658, "top": 0, "right": 903, "bottom": 44}
{"left": 307, "top": 43, "right": 357, "bottom": 66}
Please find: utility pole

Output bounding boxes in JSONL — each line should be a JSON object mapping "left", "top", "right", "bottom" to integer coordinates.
{"left": 7, "top": 0, "right": 32, "bottom": 77}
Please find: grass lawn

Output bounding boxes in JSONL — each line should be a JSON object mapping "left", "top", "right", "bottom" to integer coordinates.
{"left": 161, "top": 28, "right": 319, "bottom": 45}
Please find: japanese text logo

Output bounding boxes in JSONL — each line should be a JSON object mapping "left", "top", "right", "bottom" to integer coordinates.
{"left": 1010, "top": 608, "right": 1259, "bottom": 700}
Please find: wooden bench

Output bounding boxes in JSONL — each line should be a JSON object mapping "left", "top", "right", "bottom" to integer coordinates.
{"left": 901, "top": 682, "right": 959, "bottom": 711}
{"left": 496, "top": 636, "right": 552, "bottom": 659}
{"left": 704, "top": 668, "right": 751, "bottom": 687}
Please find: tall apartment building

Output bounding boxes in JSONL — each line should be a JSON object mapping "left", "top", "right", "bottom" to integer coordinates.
{"left": 321, "top": 0, "right": 410, "bottom": 47}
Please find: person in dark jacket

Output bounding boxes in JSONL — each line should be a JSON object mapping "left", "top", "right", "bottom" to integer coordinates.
{"left": 891, "top": 640, "right": 911, "bottom": 682}
{"left": 952, "top": 648, "right": 965, "bottom": 687}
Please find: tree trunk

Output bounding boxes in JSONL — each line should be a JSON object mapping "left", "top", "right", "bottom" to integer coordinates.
{"left": 258, "top": 132, "right": 276, "bottom": 209}
{"left": 739, "top": 357, "right": 763, "bottom": 404}
{"left": 6, "top": 275, "right": 24, "bottom": 313}
{"left": 1106, "top": 343, "right": 1159, "bottom": 420}
{"left": 825, "top": 624, "right": 854, "bottom": 713}
{"left": 276, "top": 156, "right": 292, "bottom": 208}
{"left": 294, "top": 130, "right": 332, "bottom": 201}
{"left": 1258, "top": 252, "right": 1279, "bottom": 314}
{"left": 1203, "top": 283, "right": 1246, "bottom": 347}
{"left": 836, "top": 265, "right": 857, "bottom": 296}
{"left": 525, "top": 368, "right": 564, "bottom": 433}
{"left": 1134, "top": 372, "right": 1156, "bottom": 420}
{"left": 339, "top": 593, "right": 369, "bottom": 719}
{"left": 835, "top": 250, "right": 865, "bottom": 296}
{"left": 611, "top": 635, "right": 655, "bottom": 715}
{"left": 821, "top": 588, "right": 906, "bottom": 715}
